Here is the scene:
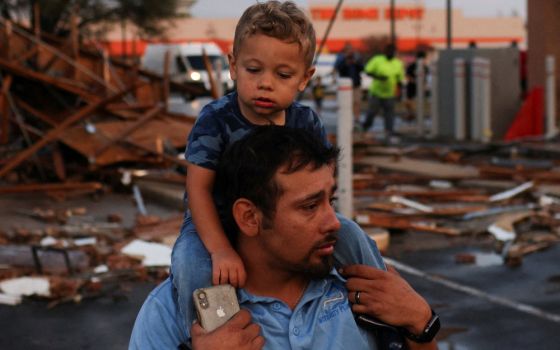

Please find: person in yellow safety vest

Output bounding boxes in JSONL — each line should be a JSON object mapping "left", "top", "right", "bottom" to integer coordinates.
{"left": 362, "top": 44, "right": 404, "bottom": 137}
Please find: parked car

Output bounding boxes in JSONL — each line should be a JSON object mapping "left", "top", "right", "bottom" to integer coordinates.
{"left": 142, "top": 42, "right": 234, "bottom": 95}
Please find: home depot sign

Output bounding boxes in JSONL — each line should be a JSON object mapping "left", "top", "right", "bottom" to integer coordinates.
{"left": 310, "top": 6, "right": 424, "bottom": 21}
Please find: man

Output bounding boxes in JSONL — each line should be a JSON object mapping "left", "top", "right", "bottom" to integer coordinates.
{"left": 363, "top": 44, "right": 405, "bottom": 136}
{"left": 404, "top": 50, "right": 429, "bottom": 121}
{"left": 129, "top": 126, "right": 439, "bottom": 349}
{"left": 334, "top": 43, "right": 364, "bottom": 123}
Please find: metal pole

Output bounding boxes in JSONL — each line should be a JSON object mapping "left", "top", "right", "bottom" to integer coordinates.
{"left": 470, "top": 57, "right": 492, "bottom": 142}
{"left": 454, "top": 58, "right": 465, "bottom": 140}
{"left": 481, "top": 59, "right": 492, "bottom": 142}
{"left": 446, "top": 0, "right": 452, "bottom": 49}
{"left": 336, "top": 77, "right": 353, "bottom": 218}
{"left": 546, "top": 55, "right": 557, "bottom": 138}
{"left": 429, "top": 61, "right": 439, "bottom": 138}
{"left": 390, "top": 0, "right": 396, "bottom": 47}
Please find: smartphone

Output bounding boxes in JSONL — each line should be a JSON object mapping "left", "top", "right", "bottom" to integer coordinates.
{"left": 193, "top": 284, "right": 240, "bottom": 332}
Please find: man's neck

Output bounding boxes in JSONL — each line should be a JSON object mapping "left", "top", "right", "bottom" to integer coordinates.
{"left": 238, "top": 241, "right": 309, "bottom": 310}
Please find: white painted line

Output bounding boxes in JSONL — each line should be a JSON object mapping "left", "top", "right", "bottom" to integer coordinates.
{"left": 384, "top": 257, "right": 560, "bottom": 324}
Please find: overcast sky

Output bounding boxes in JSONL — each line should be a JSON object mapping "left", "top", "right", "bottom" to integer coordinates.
{"left": 191, "top": 0, "right": 526, "bottom": 19}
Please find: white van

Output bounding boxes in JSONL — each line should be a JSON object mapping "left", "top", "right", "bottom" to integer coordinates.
{"left": 142, "top": 42, "right": 234, "bottom": 95}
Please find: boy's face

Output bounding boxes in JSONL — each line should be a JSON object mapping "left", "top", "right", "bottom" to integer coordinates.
{"left": 229, "top": 34, "right": 315, "bottom": 125}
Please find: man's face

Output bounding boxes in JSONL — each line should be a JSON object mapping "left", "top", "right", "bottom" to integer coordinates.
{"left": 257, "top": 163, "right": 341, "bottom": 278}
{"left": 228, "top": 34, "right": 315, "bottom": 125}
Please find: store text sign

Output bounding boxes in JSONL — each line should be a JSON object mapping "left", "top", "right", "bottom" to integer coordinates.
{"left": 310, "top": 7, "right": 424, "bottom": 21}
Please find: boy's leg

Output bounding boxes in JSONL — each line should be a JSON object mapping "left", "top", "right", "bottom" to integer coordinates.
{"left": 333, "top": 213, "right": 386, "bottom": 270}
{"left": 171, "top": 217, "right": 212, "bottom": 327}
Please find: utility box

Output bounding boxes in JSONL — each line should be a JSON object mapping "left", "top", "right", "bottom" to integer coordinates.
{"left": 434, "top": 48, "right": 521, "bottom": 141}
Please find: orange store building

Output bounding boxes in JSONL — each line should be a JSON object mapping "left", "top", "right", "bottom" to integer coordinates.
{"left": 102, "top": 1, "right": 526, "bottom": 57}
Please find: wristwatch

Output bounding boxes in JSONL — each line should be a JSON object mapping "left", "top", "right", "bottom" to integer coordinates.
{"left": 400, "top": 309, "right": 440, "bottom": 343}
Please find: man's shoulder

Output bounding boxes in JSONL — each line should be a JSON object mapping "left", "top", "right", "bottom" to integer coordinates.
{"left": 129, "top": 277, "right": 189, "bottom": 349}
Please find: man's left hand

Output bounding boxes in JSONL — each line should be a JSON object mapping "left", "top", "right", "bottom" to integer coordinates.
{"left": 341, "top": 264, "right": 432, "bottom": 336}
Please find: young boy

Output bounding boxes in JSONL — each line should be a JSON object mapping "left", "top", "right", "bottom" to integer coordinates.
{"left": 172, "top": 0, "right": 384, "bottom": 328}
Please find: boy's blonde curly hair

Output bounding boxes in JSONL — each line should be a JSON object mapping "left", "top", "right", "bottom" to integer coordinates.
{"left": 233, "top": 1, "right": 316, "bottom": 68}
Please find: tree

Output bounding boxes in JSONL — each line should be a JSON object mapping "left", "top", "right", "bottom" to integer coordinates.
{"left": 0, "top": 0, "right": 184, "bottom": 38}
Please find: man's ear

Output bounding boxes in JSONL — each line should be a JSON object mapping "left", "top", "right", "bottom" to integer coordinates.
{"left": 228, "top": 52, "right": 237, "bottom": 80}
{"left": 298, "top": 66, "right": 316, "bottom": 92}
{"left": 232, "top": 198, "right": 260, "bottom": 237}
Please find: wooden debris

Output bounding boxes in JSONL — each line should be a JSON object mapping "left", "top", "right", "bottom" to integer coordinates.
{"left": 355, "top": 212, "right": 462, "bottom": 236}
{"left": 356, "top": 156, "right": 479, "bottom": 179}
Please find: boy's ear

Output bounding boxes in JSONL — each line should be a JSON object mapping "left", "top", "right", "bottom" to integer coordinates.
{"left": 228, "top": 53, "right": 237, "bottom": 80}
{"left": 298, "top": 66, "right": 316, "bottom": 92}
{"left": 232, "top": 198, "right": 261, "bottom": 237}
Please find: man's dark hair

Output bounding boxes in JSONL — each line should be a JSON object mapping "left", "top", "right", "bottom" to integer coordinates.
{"left": 215, "top": 126, "right": 339, "bottom": 244}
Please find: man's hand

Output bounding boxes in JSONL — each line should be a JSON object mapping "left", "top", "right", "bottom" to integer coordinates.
{"left": 211, "top": 248, "right": 247, "bottom": 287}
{"left": 341, "top": 264, "right": 432, "bottom": 335}
{"left": 191, "top": 309, "right": 265, "bottom": 350}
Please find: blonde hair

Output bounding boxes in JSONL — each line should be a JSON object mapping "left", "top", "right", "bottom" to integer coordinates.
{"left": 233, "top": 1, "right": 316, "bottom": 67}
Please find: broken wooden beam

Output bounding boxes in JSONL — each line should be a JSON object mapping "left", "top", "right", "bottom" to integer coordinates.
{"left": 356, "top": 156, "right": 480, "bottom": 179}
{"left": 0, "top": 182, "right": 103, "bottom": 194}
{"left": 355, "top": 212, "right": 462, "bottom": 236}
{"left": 92, "top": 105, "right": 163, "bottom": 161}
{"left": 0, "top": 74, "right": 13, "bottom": 144}
{"left": 0, "top": 57, "right": 99, "bottom": 102}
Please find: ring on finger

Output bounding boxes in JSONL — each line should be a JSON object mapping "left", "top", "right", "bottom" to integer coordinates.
{"left": 355, "top": 291, "right": 361, "bottom": 305}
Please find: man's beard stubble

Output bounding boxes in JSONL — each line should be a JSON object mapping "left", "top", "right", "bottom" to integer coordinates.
{"left": 292, "top": 233, "right": 338, "bottom": 279}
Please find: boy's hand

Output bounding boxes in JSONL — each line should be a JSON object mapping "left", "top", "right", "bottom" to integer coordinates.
{"left": 211, "top": 248, "right": 247, "bottom": 288}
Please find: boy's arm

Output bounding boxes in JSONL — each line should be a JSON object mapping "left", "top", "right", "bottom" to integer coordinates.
{"left": 186, "top": 162, "right": 245, "bottom": 286}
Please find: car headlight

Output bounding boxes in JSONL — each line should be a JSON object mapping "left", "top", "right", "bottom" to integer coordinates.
{"left": 189, "top": 71, "right": 201, "bottom": 81}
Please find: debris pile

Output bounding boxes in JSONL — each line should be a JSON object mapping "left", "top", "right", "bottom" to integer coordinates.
{"left": 352, "top": 138, "right": 560, "bottom": 266}
{"left": 0, "top": 202, "right": 182, "bottom": 307}
{"left": 0, "top": 18, "right": 206, "bottom": 197}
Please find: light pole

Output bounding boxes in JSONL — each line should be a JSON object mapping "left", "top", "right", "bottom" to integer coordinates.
{"left": 446, "top": 0, "right": 452, "bottom": 48}
{"left": 390, "top": 0, "right": 396, "bottom": 46}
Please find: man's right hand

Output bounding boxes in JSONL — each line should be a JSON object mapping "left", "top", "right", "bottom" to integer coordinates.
{"left": 191, "top": 309, "right": 265, "bottom": 350}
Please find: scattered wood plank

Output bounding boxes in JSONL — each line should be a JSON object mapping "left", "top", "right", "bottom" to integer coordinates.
{"left": 0, "top": 182, "right": 103, "bottom": 194}
{"left": 355, "top": 212, "right": 462, "bottom": 236}
{"left": 356, "top": 156, "right": 479, "bottom": 179}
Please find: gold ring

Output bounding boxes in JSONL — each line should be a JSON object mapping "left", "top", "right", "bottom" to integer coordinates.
{"left": 355, "top": 291, "right": 361, "bottom": 304}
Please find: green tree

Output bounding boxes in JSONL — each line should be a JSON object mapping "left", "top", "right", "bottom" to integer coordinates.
{"left": 0, "top": 0, "right": 185, "bottom": 38}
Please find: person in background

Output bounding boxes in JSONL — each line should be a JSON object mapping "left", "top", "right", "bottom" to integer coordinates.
{"left": 362, "top": 44, "right": 405, "bottom": 138}
{"left": 334, "top": 42, "right": 364, "bottom": 126}
{"left": 404, "top": 50, "right": 429, "bottom": 121}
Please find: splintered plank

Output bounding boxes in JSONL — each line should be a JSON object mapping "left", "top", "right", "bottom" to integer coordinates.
{"left": 356, "top": 156, "right": 479, "bottom": 179}
{"left": 0, "top": 182, "right": 103, "bottom": 194}
{"left": 355, "top": 212, "right": 462, "bottom": 236}
{"left": 59, "top": 115, "right": 193, "bottom": 166}
{"left": 0, "top": 74, "right": 13, "bottom": 144}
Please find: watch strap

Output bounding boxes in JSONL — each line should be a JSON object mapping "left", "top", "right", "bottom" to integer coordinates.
{"left": 400, "top": 309, "right": 440, "bottom": 343}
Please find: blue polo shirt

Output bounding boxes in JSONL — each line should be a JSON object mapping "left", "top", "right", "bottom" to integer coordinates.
{"left": 129, "top": 271, "right": 378, "bottom": 349}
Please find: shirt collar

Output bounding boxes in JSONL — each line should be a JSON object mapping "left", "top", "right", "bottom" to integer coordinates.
{"left": 237, "top": 268, "right": 345, "bottom": 306}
